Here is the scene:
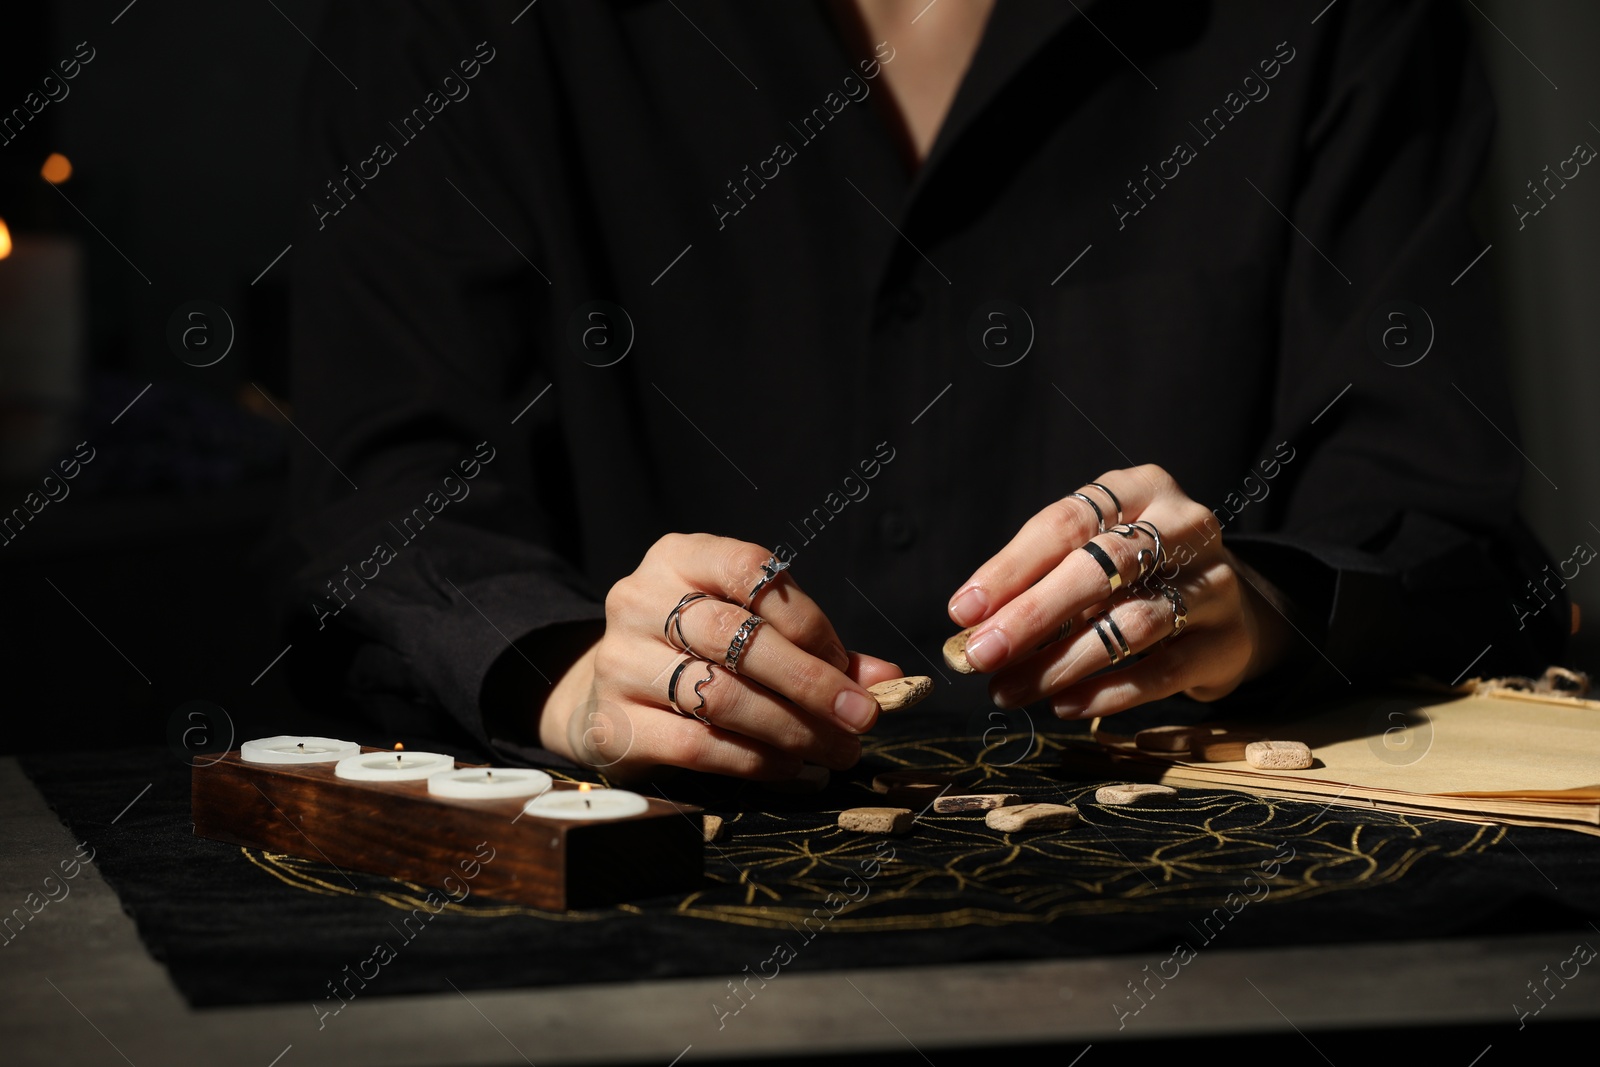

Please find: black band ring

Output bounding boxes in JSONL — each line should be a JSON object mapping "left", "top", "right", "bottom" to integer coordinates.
{"left": 667, "top": 657, "right": 694, "bottom": 715}
{"left": 1081, "top": 540, "right": 1123, "bottom": 592}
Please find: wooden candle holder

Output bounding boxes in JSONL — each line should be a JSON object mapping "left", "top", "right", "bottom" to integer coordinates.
{"left": 191, "top": 750, "right": 703, "bottom": 911}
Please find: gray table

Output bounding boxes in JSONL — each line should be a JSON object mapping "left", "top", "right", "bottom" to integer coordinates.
{"left": 2, "top": 757, "right": 1595, "bottom": 1065}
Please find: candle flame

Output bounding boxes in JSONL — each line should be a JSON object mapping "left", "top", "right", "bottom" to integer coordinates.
{"left": 40, "top": 153, "right": 72, "bottom": 184}
{"left": 0, "top": 219, "right": 11, "bottom": 261}
{"left": 578, "top": 782, "right": 592, "bottom": 792}
{"left": 394, "top": 742, "right": 404, "bottom": 751}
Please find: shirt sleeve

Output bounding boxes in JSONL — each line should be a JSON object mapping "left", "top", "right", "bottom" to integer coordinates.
{"left": 1218, "top": 0, "right": 1569, "bottom": 700}
{"left": 282, "top": 0, "right": 602, "bottom": 753}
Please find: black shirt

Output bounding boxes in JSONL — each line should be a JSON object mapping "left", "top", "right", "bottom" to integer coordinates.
{"left": 284, "top": 0, "right": 1567, "bottom": 754}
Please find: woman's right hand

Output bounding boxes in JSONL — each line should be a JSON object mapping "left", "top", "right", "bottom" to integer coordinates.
{"left": 535, "top": 533, "right": 905, "bottom": 782}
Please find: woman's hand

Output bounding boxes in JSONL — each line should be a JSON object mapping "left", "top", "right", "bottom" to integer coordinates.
{"left": 945, "top": 464, "right": 1294, "bottom": 718}
{"left": 536, "top": 533, "right": 904, "bottom": 781}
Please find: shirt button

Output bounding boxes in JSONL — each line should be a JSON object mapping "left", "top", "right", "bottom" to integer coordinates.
{"left": 892, "top": 288, "right": 924, "bottom": 319}
{"left": 879, "top": 510, "right": 916, "bottom": 550}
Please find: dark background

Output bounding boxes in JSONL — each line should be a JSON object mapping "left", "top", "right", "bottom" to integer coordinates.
{"left": 1, "top": 0, "right": 1597, "bottom": 756}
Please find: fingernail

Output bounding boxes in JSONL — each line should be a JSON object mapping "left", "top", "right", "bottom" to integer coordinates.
{"left": 834, "top": 689, "right": 877, "bottom": 731}
{"left": 949, "top": 587, "right": 989, "bottom": 627}
{"left": 1054, "top": 700, "right": 1084, "bottom": 719}
{"left": 826, "top": 642, "right": 850, "bottom": 671}
{"left": 964, "top": 628, "right": 1009, "bottom": 672}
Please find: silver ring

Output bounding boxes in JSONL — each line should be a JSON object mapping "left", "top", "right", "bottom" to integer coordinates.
{"left": 664, "top": 591, "right": 716, "bottom": 655}
{"left": 1070, "top": 492, "right": 1105, "bottom": 534}
{"left": 1131, "top": 519, "right": 1165, "bottom": 578}
{"left": 667, "top": 656, "right": 699, "bottom": 717}
{"left": 1109, "top": 521, "right": 1164, "bottom": 582}
{"left": 1081, "top": 540, "right": 1122, "bottom": 592}
{"left": 1086, "top": 482, "right": 1123, "bottom": 525}
{"left": 745, "top": 554, "right": 791, "bottom": 610}
{"left": 725, "top": 614, "right": 764, "bottom": 673}
{"left": 1092, "top": 612, "right": 1131, "bottom": 666}
{"left": 690, "top": 662, "right": 716, "bottom": 724}
{"left": 1152, "top": 579, "right": 1188, "bottom": 637}
{"left": 1034, "top": 618, "right": 1074, "bottom": 653}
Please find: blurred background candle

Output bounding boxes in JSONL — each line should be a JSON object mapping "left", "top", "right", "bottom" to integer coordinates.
{"left": 0, "top": 154, "right": 85, "bottom": 482}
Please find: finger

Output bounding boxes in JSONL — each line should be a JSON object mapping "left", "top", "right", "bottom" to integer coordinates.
{"left": 845, "top": 651, "right": 905, "bottom": 688}
{"left": 619, "top": 706, "right": 809, "bottom": 781}
{"left": 1046, "top": 627, "right": 1250, "bottom": 720}
{"left": 960, "top": 493, "right": 1217, "bottom": 674}
{"left": 664, "top": 534, "right": 850, "bottom": 671}
{"left": 669, "top": 595, "right": 881, "bottom": 734}
{"left": 989, "top": 579, "right": 1211, "bottom": 709}
{"left": 947, "top": 470, "right": 1161, "bottom": 628}
{"left": 649, "top": 650, "right": 861, "bottom": 770}
{"left": 958, "top": 524, "right": 1155, "bottom": 673}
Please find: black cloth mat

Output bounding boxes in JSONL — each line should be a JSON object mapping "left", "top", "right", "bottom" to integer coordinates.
{"left": 20, "top": 710, "right": 1600, "bottom": 1012}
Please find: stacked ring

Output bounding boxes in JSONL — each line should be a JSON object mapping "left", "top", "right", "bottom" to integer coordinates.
{"left": 1108, "top": 520, "right": 1164, "bottom": 582}
{"left": 667, "top": 656, "right": 698, "bottom": 717}
{"left": 664, "top": 591, "right": 716, "bottom": 654}
{"left": 689, "top": 662, "right": 717, "bottom": 723}
{"left": 667, "top": 657, "right": 715, "bottom": 725}
{"left": 725, "top": 614, "right": 764, "bottom": 673}
{"left": 1131, "top": 519, "right": 1165, "bottom": 576}
{"left": 1086, "top": 482, "right": 1123, "bottom": 525}
{"left": 1071, "top": 492, "right": 1105, "bottom": 534}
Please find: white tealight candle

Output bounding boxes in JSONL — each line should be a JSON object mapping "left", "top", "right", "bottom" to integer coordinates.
{"left": 334, "top": 749, "right": 455, "bottom": 782}
{"left": 240, "top": 735, "right": 360, "bottom": 764}
{"left": 521, "top": 786, "right": 649, "bottom": 821}
{"left": 428, "top": 767, "right": 553, "bottom": 800}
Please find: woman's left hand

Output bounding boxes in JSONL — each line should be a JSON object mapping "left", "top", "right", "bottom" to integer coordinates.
{"left": 945, "top": 464, "right": 1295, "bottom": 718}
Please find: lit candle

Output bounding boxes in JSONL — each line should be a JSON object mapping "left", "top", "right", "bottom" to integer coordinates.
{"left": 334, "top": 744, "right": 455, "bottom": 782}
{"left": 240, "top": 735, "right": 360, "bottom": 764}
{"left": 428, "top": 767, "right": 553, "bottom": 799}
{"left": 521, "top": 782, "right": 649, "bottom": 821}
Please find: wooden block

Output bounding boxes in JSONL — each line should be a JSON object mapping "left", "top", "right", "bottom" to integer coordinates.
{"left": 943, "top": 627, "right": 978, "bottom": 674}
{"left": 985, "top": 802, "right": 1079, "bottom": 832}
{"left": 872, "top": 770, "right": 959, "bottom": 793}
{"left": 1135, "top": 725, "right": 1209, "bottom": 754}
{"left": 1245, "top": 740, "right": 1314, "bottom": 770}
{"left": 702, "top": 814, "right": 725, "bottom": 842}
{"left": 838, "top": 807, "right": 914, "bottom": 834}
{"left": 883, "top": 784, "right": 948, "bottom": 808}
{"left": 1095, "top": 783, "right": 1177, "bottom": 806}
{"left": 868, "top": 676, "right": 934, "bottom": 712}
{"left": 1188, "top": 732, "right": 1263, "bottom": 762}
{"left": 762, "top": 764, "right": 831, "bottom": 793}
{"left": 190, "top": 749, "right": 701, "bottom": 912}
{"left": 932, "top": 793, "right": 1021, "bottom": 813}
